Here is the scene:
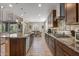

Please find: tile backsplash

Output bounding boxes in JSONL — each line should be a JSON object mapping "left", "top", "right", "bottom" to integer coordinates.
{"left": 58, "top": 20, "right": 79, "bottom": 31}
{"left": 65, "top": 25, "right": 79, "bottom": 31}
{"left": 69, "top": 25, "right": 79, "bottom": 31}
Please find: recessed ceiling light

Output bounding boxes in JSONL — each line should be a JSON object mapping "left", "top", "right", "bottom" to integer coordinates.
{"left": 9, "top": 4, "right": 13, "bottom": 7}
{"left": 38, "top": 4, "right": 42, "bottom": 7}
{"left": 16, "top": 20, "right": 18, "bottom": 22}
{"left": 1, "top": 6, "right": 4, "bottom": 8}
{"left": 21, "top": 14, "right": 23, "bottom": 17}
{"left": 38, "top": 14, "right": 41, "bottom": 16}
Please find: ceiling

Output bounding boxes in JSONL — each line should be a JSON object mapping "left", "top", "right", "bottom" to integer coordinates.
{"left": 0, "top": 3, "right": 59, "bottom": 22}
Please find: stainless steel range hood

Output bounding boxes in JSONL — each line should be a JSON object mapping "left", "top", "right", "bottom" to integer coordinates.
{"left": 56, "top": 16, "right": 65, "bottom": 20}
{"left": 57, "top": 3, "right": 65, "bottom": 20}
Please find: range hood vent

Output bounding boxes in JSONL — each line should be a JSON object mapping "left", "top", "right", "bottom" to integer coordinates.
{"left": 56, "top": 16, "right": 65, "bottom": 20}
{"left": 59, "top": 3, "right": 65, "bottom": 20}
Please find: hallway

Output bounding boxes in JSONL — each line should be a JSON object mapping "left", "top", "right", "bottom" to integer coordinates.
{"left": 27, "top": 33, "right": 52, "bottom": 56}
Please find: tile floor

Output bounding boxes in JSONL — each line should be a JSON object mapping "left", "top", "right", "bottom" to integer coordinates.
{"left": 27, "top": 33, "right": 53, "bottom": 56}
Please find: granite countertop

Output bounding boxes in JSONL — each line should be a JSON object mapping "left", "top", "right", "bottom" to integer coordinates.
{"left": 0, "top": 33, "right": 31, "bottom": 46}
{"left": 0, "top": 33, "right": 30, "bottom": 38}
{"left": 0, "top": 36, "right": 26, "bottom": 38}
{"left": 45, "top": 33, "right": 79, "bottom": 53}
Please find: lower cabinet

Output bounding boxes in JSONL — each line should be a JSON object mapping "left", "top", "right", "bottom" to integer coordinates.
{"left": 55, "top": 40, "right": 66, "bottom": 56}
{"left": 9, "top": 38, "right": 26, "bottom": 56}
{"left": 55, "top": 40, "right": 79, "bottom": 56}
{"left": 5, "top": 37, "right": 26, "bottom": 56}
{"left": 4, "top": 34, "right": 34, "bottom": 56}
{"left": 56, "top": 45, "right": 64, "bottom": 56}
{"left": 45, "top": 34, "right": 55, "bottom": 55}
{"left": 45, "top": 33, "right": 79, "bottom": 56}
{"left": 49, "top": 36, "right": 55, "bottom": 55}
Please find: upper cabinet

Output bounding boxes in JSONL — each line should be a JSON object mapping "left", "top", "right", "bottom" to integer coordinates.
{"left": 65, "top": 3, "right": 79, "bottom": 25}
{"left": 53, "top": 10, "right": 58, "bottom": 27}
{"left": 78, "top": 4, "right": 79, "bottom": 22}
{"left": 65, "top": 3, "right": 76, "bottom": 24}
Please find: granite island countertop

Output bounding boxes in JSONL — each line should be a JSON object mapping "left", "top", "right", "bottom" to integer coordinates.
{"left": 45, "top": 33, "right": 79, "bottom": 54}
{"left": 0, "top": 33, "right": 30, "bottom": 38}
{"left": 0, "top": 33, "right": 31, "bottom": 46}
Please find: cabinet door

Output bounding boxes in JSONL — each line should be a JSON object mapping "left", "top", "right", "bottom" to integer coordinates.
{"left": 10, "top": 38, "right": 17, "bottom": 56}
{"left": 17, "top": 38, "right": 26, "bottom": 56}
{"left": 10, "top": 38, "right": 26, "bottom": 56}
{"left": 55, "top": 40, "right": 64, "bottom": 56}
{"left": 65, "top": 3, "right": 76, "bottom": 24}
{"left": 56, "top": 45, "right": 64, "bottom": 56}
{"left": 49, "top": 37, "right": 55, "bottom": 55}
{"left": 78, "top": 4, "right": 79, "bottom": 22}
{"left": 53, "top": 10, "right": 58, "bottom": 27}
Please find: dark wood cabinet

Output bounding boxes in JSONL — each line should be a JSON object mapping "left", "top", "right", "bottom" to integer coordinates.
{"left": 47, "top": 9, "right": 58, "bottom": 28}
{"left": 9, "top": 37, "right": 26, "bottom": 56}
{"left": 5, "top": 37, "right": 26, "bottom": 56}
{"left": 65, "top": 3, "right": 76, "bottom": 24}
{"left": 45, "top": 33, "right": 79, "bottom": 56}
{"left": 45, "top": 34, "right": 55, "bottom": 55}
{"left": 55, "top": 39, "right": 79, "bottom": 56}
{"left": 53, "top": 10, "right": 58, "bottom": 27}
{"left": 55, "top": 40, "right": 67, "bottom": 56}
{"left": 65, "top": 3, "right": 79, "bottom": 24}
{"left": 78, "top": 4, "right": 79, "bottom": 22}
{"left": 56, "top": 44, "right": 64, "bottom": 56}
{"left": 49, "top": 36, "right": 55, "bottom": 55}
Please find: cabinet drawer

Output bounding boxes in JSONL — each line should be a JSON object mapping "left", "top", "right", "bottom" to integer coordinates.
{"left": 56, "top": 40, "right": 79, "bottom": 56}
{"left": 62, "top": 44, "right": 79, "bottom": 56}
{"left": 56, "top": 45, "right": 64, "bottom": 56}
{"left": 55, "top": 40, "right": 63, "bottom": 47}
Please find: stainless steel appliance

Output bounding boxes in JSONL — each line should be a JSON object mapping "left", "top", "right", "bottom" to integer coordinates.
{"left": 75, "top": 31, "right": 79, "bottom": 49}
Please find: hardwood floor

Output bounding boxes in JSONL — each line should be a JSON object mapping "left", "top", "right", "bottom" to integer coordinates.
{"left": 27, "top": 33, "right": 52, "bottom": 56}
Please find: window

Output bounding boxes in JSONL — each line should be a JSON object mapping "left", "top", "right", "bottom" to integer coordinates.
{"left": 9, "top": 24, "right": 17, "bottom": 33}
{"left": 0, "top": 22, "right": 18, "bottom": 33}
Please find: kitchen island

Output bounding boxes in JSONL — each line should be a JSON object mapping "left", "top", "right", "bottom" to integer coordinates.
{"left": 0, "top": 36, "right": 26, "bottom": 56}
{"left": 45, "top": 33, "right": 79, "bottom": 56}
{"left": 0, "top": 33, "right": 34, "bottom": 56}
